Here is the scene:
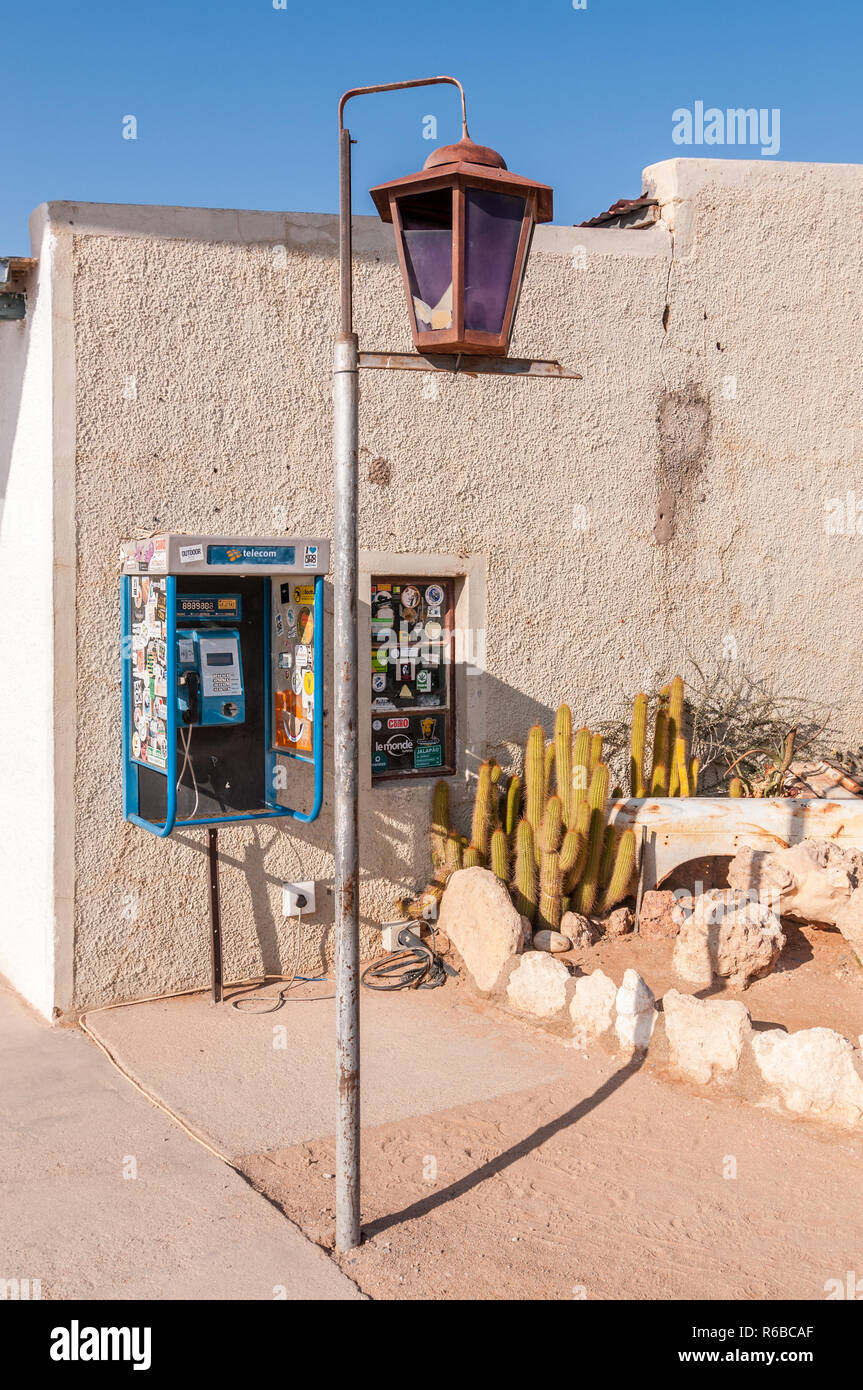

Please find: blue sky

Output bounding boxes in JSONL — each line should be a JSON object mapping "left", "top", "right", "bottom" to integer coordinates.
{"left": 2, "top": 0, "right": 860, "bottom": 251}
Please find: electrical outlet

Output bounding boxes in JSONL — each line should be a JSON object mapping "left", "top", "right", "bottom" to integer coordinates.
{"left": 283, "top": 881, "right": 315, "bottom": 916}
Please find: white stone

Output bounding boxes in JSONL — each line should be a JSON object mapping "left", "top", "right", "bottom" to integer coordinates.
{"left": 506, "top": 951, "right": 570, "bottom": 1018}
{"left": 561, "top": 911, "right": 595, "bottom": 948}
{"left": 569, "top": 969, "right": 617, "bottom": 1043}
{"left": 437, "top": 867, "right": 523, "bottom": 993}
{"left": 728, "top": 839, "right": 863, "bottom": 927}
{"left": 532, "top": 929, "right": 571, "bottom": 953}
{"left": 674, "top": 889, "right": 785, "bottom": 989}
{"left": 834, "top": 886, "right": 863, "bottom": 956}
{"left": 663, "top": 989, "right": 751, "bottom": 1085}
{"left": 614, "top": 968, "right": 656, "bottom": 1051}
{"left": 751, "top": 1027, "right": 863, "bottom": 1125}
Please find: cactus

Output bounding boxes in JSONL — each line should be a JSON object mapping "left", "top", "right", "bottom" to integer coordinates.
{"left": 667, "top": 676, "right": 685, "bottom": 796}
{"left": 505, "top": 775, "right": 522, "bottom": 838}
{"left": 490, "top": 828, "right": 509, "bottom": 884}
{"left": 444, "top": 833, "right": 463, "bottom": 876}
{"left": 539, "top": 794, "right": 564, "bottom": 855}
{"left": 572, "top": 762, "right": 610, "bottom": 917}
{"left": 470, "top": 761, "right": 494, "bottom": 860}
{"left": 512, "top": 819, "right": 538, "bottom": 923}
{"left": 524, "top": 725, "right": 545, "bottom": 842}
{"left": 555, "top": 704, "right": 573, "bottom": 824}
{"left": 538, "top": 850, "right": 562, "bottom": 932}
{"left": 689, "top": 756, "right": 700, "bottom": 796}
{"left": 544, "top": 741, "right": 556, "bottom": 801}
{"left": 650, "top": 709, "right": 669, "bottom": 795}
{"left": 600, "top": 828, "right": 638, "bottom": 912}
{"left": 571, "top": 727, "right": 591, "bottom": 820}
{"left": 431, "top": 780, "right": 450, "bottom": 868}
{"left": 561, "top": 827, "right": 588, "bottom": 893}
{"left": 630, "top": 693, "right": 648, "bottom": 797}
{"left": 463, "top": 845, "right": 484, "bottom": 867}
{"left": 589, "top": 732, "right": 603, "bottom": 776}
{"left": 728, "top": 777, "right": 743, "bottom": 797}
{"left": 675, "top": 735, "right": 690, "bottom": 796}
{"left": 599, "top": 824, "right": 619, "bottom": 891}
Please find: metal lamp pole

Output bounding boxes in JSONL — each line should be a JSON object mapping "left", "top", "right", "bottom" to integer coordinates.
{"left": 333, "top": 76, "right": 468, "bottom": 1253}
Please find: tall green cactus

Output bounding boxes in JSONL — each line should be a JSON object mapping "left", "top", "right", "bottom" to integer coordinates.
{"left": 512, "top": 819, "right": 538, "bottom": 924}
{"left": 431, "top": 780, "right": 450, "bottom": 868}
{"left": 470, "top": 761, "right": 493, "bottom": 860}
{"left": 539, "top": 794, "right": 564, "bottom": 855}
{"left": 589, "top": 733, "right": 603, "bottom": 777}
{"left": 538, "top": 850, "right": 562, "bottom": 932}
{"left": 555, "top": 704, "right": 573, "bottom": 825}
{"left": 600, "top": 828, "right": 638, "bottom": 912}
{"left": 650, "top": 709, "right": 669, "bottom": 795}
{"left": 675, "top": 735, "right": 690, "bottom": 796}
{"left": 667, "top": 676, "right": 685, "bottom": 796}
{"left": 560, "top": 826, "right": 588, "bottom": 893}
{"left": 543, "top": 741, "right": 556, "bottom": 802}
{"left": 463, "top": 845, "right": 484, "bottom": 868}
{"left": 630, "top": 693, "right": 648, "bottom": 797}
{"left": 571, "top": 727, "right": 591, "bottom": 821}
{"left": 490, "top": 828, "right": 509, "bottom": 884}
{"left": 524, "top": 725, "right": 545, "bottom": 843}
{"left": 572, "top": 762, "right": 610, "bottom": 916}
{"left": 505, "top": 775, "right": 522, "bottom": 839}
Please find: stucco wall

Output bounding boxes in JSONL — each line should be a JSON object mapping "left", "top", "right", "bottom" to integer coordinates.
{"left": 20, "top": 156, "right": 863, "bottom": 1015}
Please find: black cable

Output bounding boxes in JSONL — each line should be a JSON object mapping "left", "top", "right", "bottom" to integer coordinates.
{"left": 361, "top": 927, "right": 450, "bottom": 991}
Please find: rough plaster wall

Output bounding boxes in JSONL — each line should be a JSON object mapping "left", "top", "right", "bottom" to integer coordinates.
{"left": 65, "top": 157, "right": 863, "bottom": 1009}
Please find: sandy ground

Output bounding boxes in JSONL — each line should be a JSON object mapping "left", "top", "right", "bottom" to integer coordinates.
{"left": 242, "top": 1046, "right": 863, "bottom": 1301}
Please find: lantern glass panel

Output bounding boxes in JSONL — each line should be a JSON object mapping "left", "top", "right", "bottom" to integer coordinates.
{"left": 463, "top": 188, "right": 526, "bottom": 334}
{"left": 397, "top": 189, "right": 453, "bottom": 331}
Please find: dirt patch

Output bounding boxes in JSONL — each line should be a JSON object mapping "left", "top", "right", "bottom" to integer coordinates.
{"left": 240, "top": 1054, "right": 863, "bottom": 1301}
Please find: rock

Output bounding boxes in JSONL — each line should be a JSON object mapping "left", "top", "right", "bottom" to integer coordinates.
{"left": 602, "top": 906, "right": 634, "bottom": 937}
{"left": 674, "top": 889, "right": 785, "bottom": 989}
{"left": 533, "top": 929, "right": 571, "bottom": 953}
{"left": 614, "top": 968, "right": 656, "bottom": 1051}
{"left": 672, "top": 915, "right": 713, "bottom": 986}
{"left": 638, "top": 889, "right": 683, "bottom": 940}
{"left": 727, "top": 839, "right": 863, "bottom": 927}
{"left": 751, "top": 1027, "right": 863, "bottom": 1125}
{"left": 569, "top": 970, "right": 617, "bottom": 1043}
{"left": 561, "top": 911, "right": 595, "bottom": 948}
{"left": 834, "top": 886, "right": 863, "bottom": 957}
{"left": 437, "top": 867, "right": 523, "bottom": 992}
{"left": 663, "top": 989, "right": 752, "bottom": 1085}
{"left": 519, "top": 915, "right": 533, "bottom": 951}
{"left": 506, "top": 951, "right": 570, "bottom": 1018}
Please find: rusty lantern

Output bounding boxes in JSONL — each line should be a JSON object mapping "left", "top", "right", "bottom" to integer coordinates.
{"left": 370, "top": 136, "right": 553, "bottom": 357}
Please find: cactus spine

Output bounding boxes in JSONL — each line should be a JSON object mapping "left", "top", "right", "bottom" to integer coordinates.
{"left": 600, "top": 828, "right": 638, "bottom": 912}
{"left": 505, "top": 775, "right": 522, "bottom": 839}
{"left": 589, "top": 733, "right": 603, "bottom": 776}
{"left": 571, "top": 727, "right": 591, "bottom": 820}
{"left": 543, "top": 741, "right": 556, "bottom": 802}
{"left": 539, "top": 794, "right": 564, "bottom": 855}
{"left": 667, "top": 676, "right": 685, "bottom": 796}
{"left": 470, "top": 761, "right": 494, "bottom": 860}
{"left": 555, "top": 704, "right": 573, "bottom": 825}
{"left": 490, "top": 828, "right": 509, "bottom": 884}
{"left": 463, "top": 845, "right": 484, "bottom": 868}
{"left": 650, "top": 709, "right": 669, "bottom": 795}
{"left": 572, "top": 762, "right": 609, "bottom": 916}
{"left": 431, "top": 780, "right": 450, "bottom": 868}
{"left": 630, "top": 693, "right": 648, "bottom": 797}
{"left": 512, "top": 820, "right": 538, "bottom": 923}
{"left": 538, "top": 851, "right": 562, "bottom": 932}
{"left": 524, "top": 725, "right": 545, "bottom": 843}
{"left": 444, "top": 833, "right": 463, "bottom": 876}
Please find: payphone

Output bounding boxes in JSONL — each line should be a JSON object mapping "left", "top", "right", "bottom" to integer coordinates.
{"left": 120, "top": 534, "right": 329, "bottom": 838}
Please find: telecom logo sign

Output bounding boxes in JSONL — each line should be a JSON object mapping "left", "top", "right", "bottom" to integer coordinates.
{"left": 207, "top": 545, "right": 296, "bottom": 567}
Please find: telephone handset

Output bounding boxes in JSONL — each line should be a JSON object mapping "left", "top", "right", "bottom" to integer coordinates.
{"left": 177, "top": 628, "right": 245, "bottom": 727}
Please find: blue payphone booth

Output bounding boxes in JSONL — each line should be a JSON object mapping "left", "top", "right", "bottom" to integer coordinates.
{"left": 120, "top": 535, "right": 329, "bottom": 1001}
{"left": 120, "top": 533, "right": 329, "bottom": 838}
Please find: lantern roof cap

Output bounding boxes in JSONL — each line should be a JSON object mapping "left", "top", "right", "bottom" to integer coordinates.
{"left": 423, "top": 136, "right": 507, "bottom": 170}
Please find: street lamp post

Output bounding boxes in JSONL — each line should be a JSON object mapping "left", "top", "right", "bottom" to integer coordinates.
{"left": 333, "top": 77, "right": 574, "bottom": 1253}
